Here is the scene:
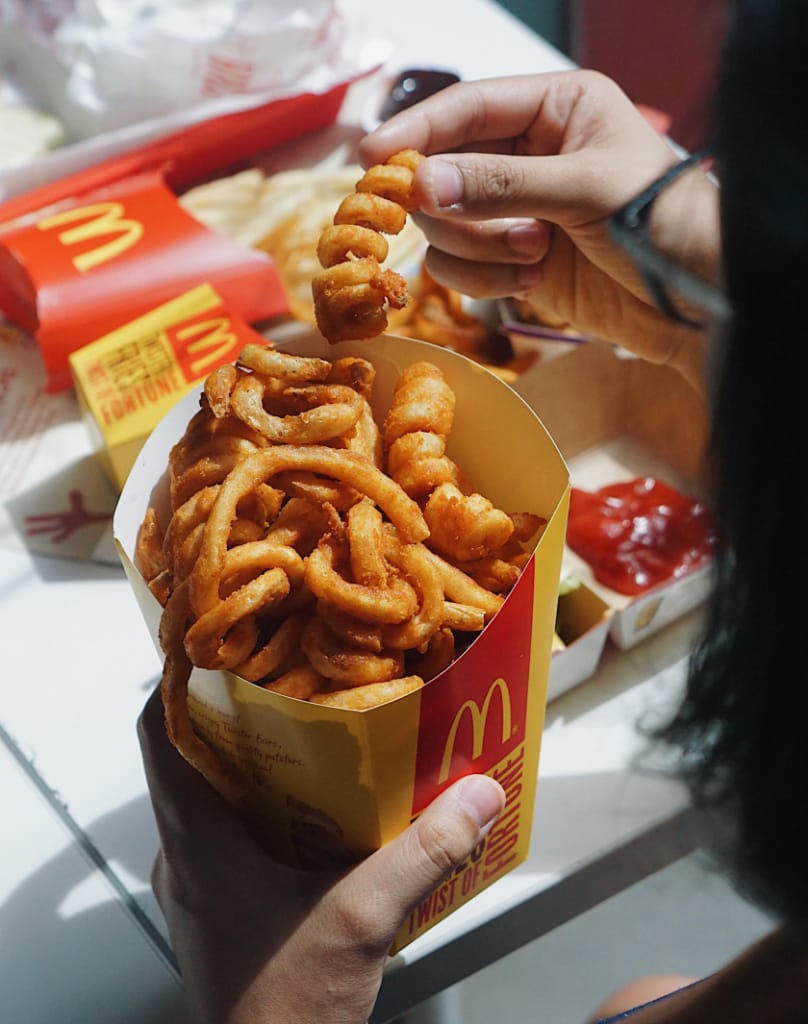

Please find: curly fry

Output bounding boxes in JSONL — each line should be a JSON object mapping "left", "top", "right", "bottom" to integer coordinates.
{"left": 347, "top": 499, "right": 387, "bottom": 587}
{"left": 263, "top": 663, "right": 325, "bottom": 700}
{"left": 333, "top": 192, "right": 407, "bottom": 234}
{"left": 383, "top": 361, "right": 455, "bottom": 444}
{"left": 424, "top": 546, "right": 506, "bottom": 618}
{"left": 304, "top": 534, "right": 418, "bottom": 625}
{"left": 168, "top": 408, "right": 268, "bottom": 509}
{"left": 316, "top": 601, "right": 384, "bottom": 653}
{"left": 342, "top": 395, "right": 383, "bottom": 468}
{"left": 407, "top": 627, "right": 456, "bottom": 682}
{"left": 309, "top": 675, "right": 424, "bottom": 710}
{"left": 380, "top": 528, "right": 445, "bottom": 651}
{"left": 441, "top": 602, "right": 486, "bottom": 632}
{"left": 317, "top": 223, "right": 389, "bottom": 266}
{"left": 356, "top": 161, "right": 422, "bottom": 212}
{"left": 301, "top": 615, "right": 405, "bottom": 686}
{"left": 135, "top": 506, "right": 167, "bottom": 582}
{"left": 424, "top": 483, "right": 515, "bottom": 563}
{"left": 312, "top": 150, "right": 423, "bottom": 345}
{"left": 312, "top": 258, "right": 404, "bottom": 344}
{"left": 204, "top": 363, "right": 238, "bottom": 418}
{"left": 190, "top": 444, "right": 428, "bottom": 617}
{"left": 327, "top": 355, "right": 376, "bottom": 400}
{"left": 236, "top": 612, "right": 308, "bottom": 683}
{"left": 262, "top": 497, "right": 329, "bottom": 550}
{"left": 158, "top": 580, "right": 249, "bottom": 803}
{"left": 237, "top": 342, "right": 333, "bottom": 383}
{"left": 271, "top": 471, "right": 360, "bottom": 512}
{"left": 184, "top": 567, "right": 289, "bottom": 669}
{"left": 386, "top": 430, "right": 462, "bottom": 499}
{"left": 230, "top": 374, "right": 364, "bottom": 444}
{"left": 456, "top": 556, "right": 523, "bottom": 594}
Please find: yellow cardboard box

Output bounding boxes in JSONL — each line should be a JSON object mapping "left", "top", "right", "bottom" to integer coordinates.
{"left": 114, "top": 332, "right": 570, "bottom": 951}
{"left": 69, "top": 283, "right": 271, "bottom": 490}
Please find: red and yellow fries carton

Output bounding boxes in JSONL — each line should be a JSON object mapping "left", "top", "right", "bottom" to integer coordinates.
{"left": 0, "top": 167, "right": 288, "bottom": 393}
{"left": 69, "top": 284, "right": 273, "bottom": 490}
{"left": 114, "top": 332, "right": 570, "bottom": 952}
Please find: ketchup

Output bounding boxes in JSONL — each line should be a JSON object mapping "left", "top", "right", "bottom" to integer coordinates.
{"left": 566, "top": 477, "right": 714, "bottom": 596}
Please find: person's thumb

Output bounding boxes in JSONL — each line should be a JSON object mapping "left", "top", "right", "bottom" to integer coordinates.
{"left": 336, "top": 774, "right": 505, "bottom": 941}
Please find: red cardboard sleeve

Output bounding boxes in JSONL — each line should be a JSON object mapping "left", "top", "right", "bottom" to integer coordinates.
{"left": 0, "top": 81, "right": 352, "bottom": 392}
{"left": 0, "top": 168, "right": 288, "bottom": 391}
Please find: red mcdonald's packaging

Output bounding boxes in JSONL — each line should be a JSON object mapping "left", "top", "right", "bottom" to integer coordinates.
{"left": 114, "top": 332, "right": 570, "bottom": 952}
{"left": 69, "top": 283, "right": 272, "bottom": 490}
{"left": 0, "top": 78, "right": 359, "bottom": 393}
{"left": 0, "top": 168, "right": 288, "bottom": 393}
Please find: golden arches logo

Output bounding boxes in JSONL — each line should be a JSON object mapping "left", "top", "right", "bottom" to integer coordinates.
{"left": 37, "top": 202, "right": 144, "bottom": 273}
{"left": 174, "top": 317, "right": 239, "bottom": 377}
{"left": 439, "top": 678, "right": 512, "bottom": 783}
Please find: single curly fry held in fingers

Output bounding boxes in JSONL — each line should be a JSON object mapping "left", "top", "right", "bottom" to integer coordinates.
{"left": 312, "top": 150, "right": 424, "bottom": 344}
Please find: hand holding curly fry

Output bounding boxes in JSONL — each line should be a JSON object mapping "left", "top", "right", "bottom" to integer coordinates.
{"left": 312, "top": 149, "right": 424, "bottom": 344}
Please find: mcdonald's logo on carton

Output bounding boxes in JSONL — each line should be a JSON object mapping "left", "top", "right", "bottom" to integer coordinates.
{"left": 412, "top": 555, "right": 536, "bottom": 815}
{"left": 70, "top": 283, "right": 271, "bottom": 490}
{"left": 440, "top": 677, "right": 514, "bottom": 783}
{"left": 36, "top": 201, "right": 145, "bottom": 274}
{"left": 164, "top": 308, "right": 245, "bottom": 383}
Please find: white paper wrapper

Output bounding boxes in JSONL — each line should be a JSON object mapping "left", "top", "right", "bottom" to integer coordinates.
{"left": 46, "top": 2, "right": 345, "bottom": 124}
{"left": 0, "top": 0, "right": 390, "bottom": 198}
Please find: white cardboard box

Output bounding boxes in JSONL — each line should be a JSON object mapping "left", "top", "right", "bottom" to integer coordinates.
{"left": 515, "top": 341, "right": 711, "bottom": 651}
{"left": 548, "top": 578, "right": 612, "bottom": 702}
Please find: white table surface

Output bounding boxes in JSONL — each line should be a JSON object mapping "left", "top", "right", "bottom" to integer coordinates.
{"left": 0, "top": 5, "right": 701, "bottom": 1022}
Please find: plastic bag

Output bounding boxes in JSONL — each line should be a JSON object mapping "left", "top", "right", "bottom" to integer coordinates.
{"left": 0, "top": 1, "right": 380, "bottom": 137}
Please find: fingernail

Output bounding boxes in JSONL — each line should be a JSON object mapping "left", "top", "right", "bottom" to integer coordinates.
{"left": 455, "top": 775, "right": 505, "bottom": 834}
{"left": 425, "top": 158, "right": 464, "bottom": 208}
{"left": 507, "top": 221, "right": 546, "bottom": 258}
{"left": 515, "top": 262, "right": 543, "bottom": 290}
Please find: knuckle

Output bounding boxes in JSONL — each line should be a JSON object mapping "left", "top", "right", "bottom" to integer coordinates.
{"left": 150, "top": 842, "right": 208, "bottom": 915}
{"left": 462, "top": 83, "right": 492, "bottom": 144}
{"left": 331, "top": 896, "right": 390, "bottom": 956}
{"left": 150, "top": 851, "right": 165, "bottom": 904}
{"left": 135, "top": 705, "right": 150, "bottom": 749}
{"left": 465, "top": 158, "right": 525, "bottom": 209}
{"left": 161, "top": 865, "right": 204, "bottom": 915}
{"left": 569, "top": 158, "right": 601, "bottom": 200}
{"left": 577, "top": 67, "right": 614, "bottom": 93}
{"left": 415, "top": 817, "right": 466, "bottom": 875}
{"left": 463, "top": 278, "right": 492, "bottom": 300}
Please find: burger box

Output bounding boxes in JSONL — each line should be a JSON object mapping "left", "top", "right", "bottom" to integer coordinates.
{"left": 69, "top": 284, "right": 276, "bottom": 492}
{"left": 114, "top": 331, "right": 570, "bottom": 951}
{"left": 547, "top": 574, "right": 612, "bottom": 702}
{"left": 514, "top": 339, "right": 711, "bottom": 651}
{"left": 0, "top": 69, "right": 366, "bottom": 394}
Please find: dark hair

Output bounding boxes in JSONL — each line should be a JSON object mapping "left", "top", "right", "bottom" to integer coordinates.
{"left": 657, "top": 0, "right": 808, "bottom": 922}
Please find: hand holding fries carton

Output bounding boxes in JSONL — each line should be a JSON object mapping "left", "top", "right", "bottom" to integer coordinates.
{"left": 114, "top": 332, "right": 569, "bottom": 951}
